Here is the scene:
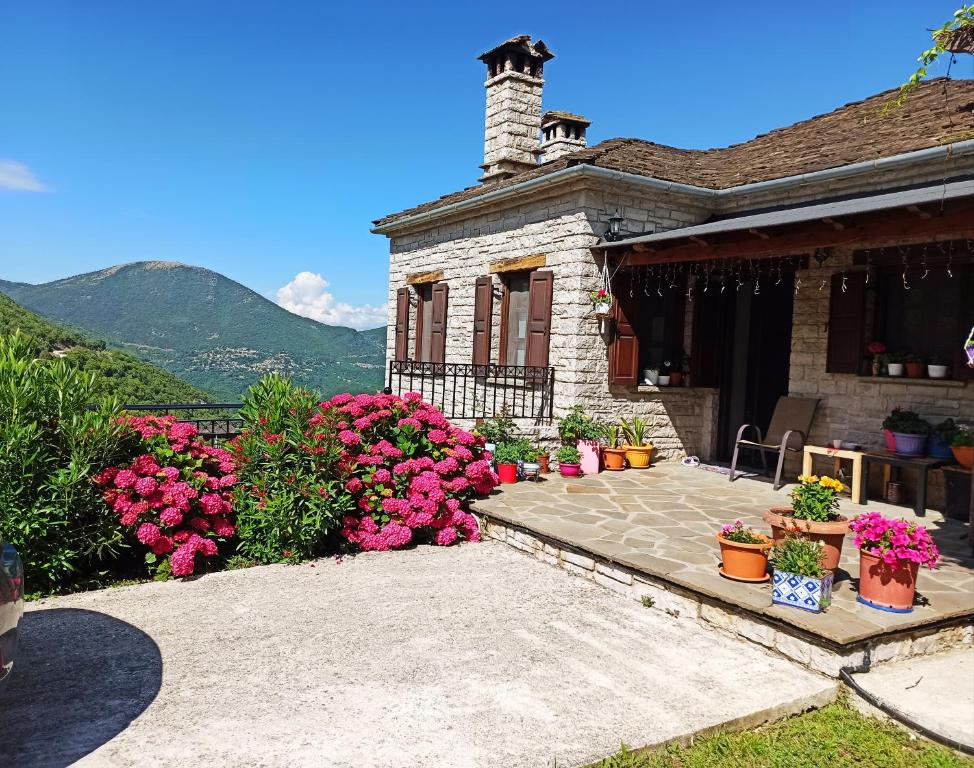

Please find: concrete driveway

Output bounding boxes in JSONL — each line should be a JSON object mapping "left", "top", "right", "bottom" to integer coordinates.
{"left": 0, "top": 542, "right": 834, "bottom": 768}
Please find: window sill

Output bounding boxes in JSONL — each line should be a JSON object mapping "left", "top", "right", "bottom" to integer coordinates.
{"left": 633, "top": 385, "right": 718, "bottom": 394}
{"left": 855, "top": 376, "right": 968, "bottom": 389}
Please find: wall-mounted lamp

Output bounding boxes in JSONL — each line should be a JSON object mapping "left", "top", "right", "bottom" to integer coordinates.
{"left": 605, "top": 210, "right": 626, "bottom": 241}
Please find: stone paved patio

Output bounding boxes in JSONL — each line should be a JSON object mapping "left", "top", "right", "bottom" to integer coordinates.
{"left": 472, "top": 463, "right": 974, "bottom": 650}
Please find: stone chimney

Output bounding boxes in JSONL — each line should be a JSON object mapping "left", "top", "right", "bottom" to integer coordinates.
{"left": 477, "top": 36, "right": 553, "bottom": 184}
{"left": 540, "top": 111, "right": 590, "bottom": 162}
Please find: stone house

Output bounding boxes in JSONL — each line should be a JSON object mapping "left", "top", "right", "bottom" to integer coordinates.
{"left": 372, "top": 35, "right": 974, "bottom": 500}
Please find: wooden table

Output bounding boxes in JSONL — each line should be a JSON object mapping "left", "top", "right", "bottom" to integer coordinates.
{"left": 802, "top": 445, "right": 864, "bottom": 503}
{"left": 858, "top": 452, "right": 948, "bottom": 517}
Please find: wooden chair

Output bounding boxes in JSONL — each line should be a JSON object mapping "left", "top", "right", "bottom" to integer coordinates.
{"left": 729, "top": 397, "right": 819, "bottom": 491}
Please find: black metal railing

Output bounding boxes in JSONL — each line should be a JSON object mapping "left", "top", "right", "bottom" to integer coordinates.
{"left": 386, "top": 361, "right": 555, "bottom": 423}
{"left": 123, "top": 403, "right": 244, "bottom": 444}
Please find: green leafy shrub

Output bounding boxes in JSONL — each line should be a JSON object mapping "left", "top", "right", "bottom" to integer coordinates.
{"left": 772, "top": 536, "right": 826, "bottom": 578}
{"left": 493, "top": 443, "right": 523, "bottom": 465}
{"left": 0, "top": 333, "right": 138, "bottom": 592}
{"left": 555, "top": 445, "right": 581, "bottom": 465}
{"left": 230, "top": 375, "right": 352, "bottom": 564}
{"left": 476, "top": 408, "right": 517, "bottom": 445}
{"left": 557, "top": 405, "right": 607, "bottom": 443}
{"left": 882, "top": 407, "right": 930, "bottom": 435}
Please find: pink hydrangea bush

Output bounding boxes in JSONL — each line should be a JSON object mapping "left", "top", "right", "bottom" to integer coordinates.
{"left": 94, "top": 415, "right": 238, "bottom": 577}
{"left": 850, "top": 512, "right": 940, "bottom": 569}
{"left": 317, "top": 391, "right": 497, "bottom": 552}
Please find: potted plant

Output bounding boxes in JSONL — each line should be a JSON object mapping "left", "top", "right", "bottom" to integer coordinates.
{"left": 557, "top": 405, "right": 605, "bottom": 475}
{"left": 771, "top": 536, "right": 833, "bottom": 613}
{"left": 477, "top": 408, "right": 517, "bottom": 455}
{"left": 904, "top": 353, "right": 925, "bottom": 379}
{"left": 536, "top": 448, "right": 550, "bottom": 474}
{"left": 519, "top": 441, "right": 541, "bottom": 480}
{"left": 867, "top": 341, "right": 886, "bottom": 376}
{"left": 642, "top": 367, "right": 659, "bottom": 386}
{"left": 885, "top": 352, "right": 905, "bottom": 377}
{"left": 619, "top": 415, "right": 653, "bottom": 468}
{"left": 927, "top": 354, "right": 949, "bottom": 379}
{"left": 603, "top": 426, "right": 627, "bottom": 471}
{"left": 763, "top": 474, "right": 848, "bottom": 571}
{"left": 669, "top": 352, "right": 686, "bottom": 387}
{"left": 716, "top": 520, "right": 773, "bottom": 582}
{"left": 555, "top": 445, "right": 582, "bottom": 477}
{"left": 850, "top": 512, "right": 940, "bottom": 613}
{"left": 590, "top": 288, "right": 611, "bottom": 316}
{"left": 658, "top": 361, "right": 671, "bottom": 387}
{"left": 884, "top": 407, "right": 929, "bottom": 457}
{"left": 930, "top": 418, "right": 958, "bottom": 460}
{"left": 952, "top": 426, "right": 974, "bottom": 469}
{"left": 494, "top": 442, "right": 521, "bottom": 484}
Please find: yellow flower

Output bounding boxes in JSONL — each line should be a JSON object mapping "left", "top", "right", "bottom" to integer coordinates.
{"left": 798, "top": 474, "right": 819, "bottom": 485}
{"left": 819, "top": 476, "right": 844, "bottom": 492}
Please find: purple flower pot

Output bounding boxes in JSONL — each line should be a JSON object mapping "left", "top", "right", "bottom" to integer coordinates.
{"left": 892, "top": 432, "right": 927, "bottom": 457}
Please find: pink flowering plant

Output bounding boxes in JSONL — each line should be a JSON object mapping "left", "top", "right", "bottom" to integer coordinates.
{"left": 94, "top": 415, "right": 238, "bottom": 577}
{"left": 849, "top": 512, "right": 941, "bottom": 569}
{"left": 718, "top": 519, "right": 765, "bottom": 545}
{"left": 320, "top": 390, "right": 497, "bottom": 551}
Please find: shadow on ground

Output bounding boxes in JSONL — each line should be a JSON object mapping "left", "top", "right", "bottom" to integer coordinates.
{"left": 0, "top": 607, "right": 161, "bottom": 767}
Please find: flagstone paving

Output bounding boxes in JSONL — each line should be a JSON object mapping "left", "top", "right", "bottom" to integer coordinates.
{"left": 472, "top": 463, "right": 974, "bottom": 647}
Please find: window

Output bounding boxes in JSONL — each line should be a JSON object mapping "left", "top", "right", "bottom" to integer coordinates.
{"left": 502, "top": 273, "right": 530, "bottom": 366}
{"left": 413, "top": 282, "right": 449, "bottom": 364}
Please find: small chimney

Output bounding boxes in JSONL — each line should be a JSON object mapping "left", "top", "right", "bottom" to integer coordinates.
{"left": 540, "top": 111, "right": 590, "bottom": 162}
{"left": 478, "top": 36, "right": 554, "bottom": 184}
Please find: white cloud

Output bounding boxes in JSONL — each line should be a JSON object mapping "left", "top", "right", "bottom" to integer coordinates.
{"left": 277, "top": 271, "right": 386, "bottom": 331}
{"left": 0, "top": 159, "right": 48, "bottom": 192}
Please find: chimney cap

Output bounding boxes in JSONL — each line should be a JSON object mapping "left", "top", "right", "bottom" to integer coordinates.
{"left": 477, "top": 35, "right": 554, "bottom": 64}
{"left": 542, "top": 111, "right": 591, "bottom": 128}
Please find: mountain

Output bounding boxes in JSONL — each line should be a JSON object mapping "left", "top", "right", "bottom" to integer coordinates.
{"left": 0, "top": 262, "right": 386, "bottom": 400}
{"left": 0, "top": 293, "right": 213, "bottom": 403}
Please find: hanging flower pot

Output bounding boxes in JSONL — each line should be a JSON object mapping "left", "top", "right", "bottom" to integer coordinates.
{"left": 594, "top": 301, "right": 611, "bottom": 316}
{"left": 850, "top": 512, "right": 941, "bottom": 614}
{"left": 590, "top": 288, "right": 610, "bottom": 317}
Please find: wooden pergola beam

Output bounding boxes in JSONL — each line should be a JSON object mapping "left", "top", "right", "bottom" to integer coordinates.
{"left": 612, "top": 200, "right": 974, "bottom": 267}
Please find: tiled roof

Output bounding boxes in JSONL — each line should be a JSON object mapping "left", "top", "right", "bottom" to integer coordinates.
{"left": 374, "top": 79, "right": 974, "bottom": 228}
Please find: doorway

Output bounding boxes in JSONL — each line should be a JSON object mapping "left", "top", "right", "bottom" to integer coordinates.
{"left": 712, "top": 274, "right": 795, "bottom": 460}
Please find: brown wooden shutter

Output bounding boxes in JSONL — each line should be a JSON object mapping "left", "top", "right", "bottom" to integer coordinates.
{"left": 472, "top": 276, "right": 493, "bottom": 365}
{"left": 826, "top": 271, "right": 867, "bottom": 374}
{"left": 524, "top": 270, "right": 553, "bottom": 368}
{"left": 429, "top": 282, "right": 449, "bottom": 364}
{"left": 608, "top": 279, "right": 639, "bottom": 386}
{"left": 394, "top": 287, "right": 410, "bottom": 361}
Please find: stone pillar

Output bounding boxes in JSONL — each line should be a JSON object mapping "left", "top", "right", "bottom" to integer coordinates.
{"left": 478, "top": 36, "right": 553, "bottom": 184}
{"left": 540, "top": 111, "right": 590, "bottom": 162}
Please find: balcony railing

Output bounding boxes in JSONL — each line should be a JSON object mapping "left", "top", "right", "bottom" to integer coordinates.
{"left": 123, "top": 403, "right": 243, "bottom": 445}
{"left": 386, "top": 361, "right": 555, "bottom": 423}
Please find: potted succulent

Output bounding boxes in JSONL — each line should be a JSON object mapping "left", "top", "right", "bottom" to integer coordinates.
{"left": 771, "top": 536, "right": 833, "bottom": 613}
{"left": 929, "top": 418, "right": 958, "bottom": 460}
{"left": 590, "top": 288, "right": 611, "bottom": 316}
{"left": 850, "top": 512, "right": 940, "bottom": 613}
{"left": 763, "top": 474, "right": 849, "bottom": 572}
{"left": 493, "top": 442, "right": 522, "bottom": 484}
{"left": 904, "top": 353, "right": 925, "bottom": 379}
{"left": 885, "top": 352, "right": 905, "bottom": 377}
{"left": 658, "top": 361, "right": 672, "bottom": 387}
{"left": 555, "top": 445, "right": 582, "bottom": 477}
{"left": 716, "top": 520, "right": 773, "bottom": 582}
{"left": 867, "top": 341, "right": 886, "bottom": 376}
{"left": 952, "top": 426, "right": 974, "bottom": 469}
{"left": 603, "top": 426, "right": 627, "bottom": 471}
{"left": 557, "top": 405, "right": 605, "bottom": 475}
{"left": 884, "top": 407, "right": 930, "bottom": 457}
{"left": 927, "top": 354, "right": 949, "bottom": 379}
{"left": 619, "top": 415, "right": 653, "bottom": 468}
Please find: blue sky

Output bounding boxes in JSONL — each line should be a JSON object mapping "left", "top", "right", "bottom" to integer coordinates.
{"left": 1, "top": 1, "right": 969, "bottom": 329}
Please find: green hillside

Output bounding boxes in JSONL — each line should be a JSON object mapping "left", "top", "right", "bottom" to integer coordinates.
{"left": 0, "top": 293, "right": 212, "bottom": 403}
{"left": 0, "top": 262, "right": 386, "bottom": 400}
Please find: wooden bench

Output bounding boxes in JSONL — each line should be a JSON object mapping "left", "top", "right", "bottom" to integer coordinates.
{"left": 801, "top": 445, "right": 865, "bottom": 503}
{"left": 858, "top": 452, "right": 948, "bottom": 517}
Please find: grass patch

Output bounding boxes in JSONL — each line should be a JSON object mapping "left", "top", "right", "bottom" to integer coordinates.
{"left": 589, "top": 699, "right": 973, "bottom": 768}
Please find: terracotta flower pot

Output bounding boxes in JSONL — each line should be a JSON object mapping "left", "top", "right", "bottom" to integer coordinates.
{"left": 537, "top": 454, "right": 550, "bottom": 474}
{"left": 952, "top": 445, "right": 974, "bottom": 469}
{"left": 559, "top": 463, "right": 581, "bottom": 477}
{"left": 763, "top": 507, "right": 850, "bottom": 572}
{"left": 668, "top": 371, "right": 683, "bottom": 387}
{"left": 716, "top": 533, "right": 772, "bottom": 582}
{"left": 578, "top": 440, "right": 602, "bottom": 475}
{"left": 604, "top": 447, "right": 627, "bottom": 471}
{"left": 857, "top": 550, "right": 919, "bottom": 613}
{"left": 905, "top": 362, "right": 925, "bottom": 378}
{"left": 623, "top": 445, "right": 653, "bottom": 468}
{"left": 497, "top": 463, "right": 518, "bottom": 484}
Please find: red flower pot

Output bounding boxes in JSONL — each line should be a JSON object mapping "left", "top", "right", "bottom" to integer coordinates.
{"left": 883, "top": 429, "right": 896, "bottom": 452}
{"left": 857, "top": 550, "right": 919, "bottom": 613}
{"left": 497, "top": 463, "right": 518, "bottom": 484}
{"left": 905, "top": 362, "right": 925, "bottom": 379}
{"left": 559, "top": 463, "right": 581, "bottom": 477}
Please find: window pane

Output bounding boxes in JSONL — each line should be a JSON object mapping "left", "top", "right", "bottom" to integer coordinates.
{"left": 879, "top": 269, "right": 959, "bottom": 363}
{"left": 419, "top": 284, "right": 433, "bottom": 362}
{"left": 505, "top": 275, "right": 530, "bottom": 366}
